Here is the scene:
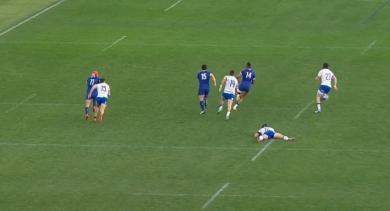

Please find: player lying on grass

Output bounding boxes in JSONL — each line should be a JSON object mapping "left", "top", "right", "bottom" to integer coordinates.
{"left": 315, "top": 62, "right": 338, "bottom": 113}
{"left": 88, "top": 78, "right": 111, "bottom": 122}
{"left": 217, "top": 70, "right": 238, "bottom": 120}
{"left": 197, "top": 64, "right": 216, "bottom": 114}
{"left": 84, "top": 70, "right": 100, "bottom": 120}
{"left": 233, "top": 62, "right": 256, "bottom": 110}
{"left": 254, "top": 123, "right": 295, "bottom": 142}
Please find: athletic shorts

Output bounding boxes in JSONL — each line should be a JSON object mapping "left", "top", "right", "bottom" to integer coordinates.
{"left": 264, "top": 130, "right": 275, "bottom": 139}
{"left": 85, "top": 91, "right": 97, "bottom": 100}
{"left": 222, "top": 93, "right": 235, "bottom": 101}
{"left": 96, "top": 97, "right": 108, "bottom": 105}
{"left": 238, "top": 83, "right": 251, "bottom": 93}
{"left": 198, "top": 87, "right": 210, "bottom": 96}
{"left": 318, "top": 85, "right": 331, "bottom": 94}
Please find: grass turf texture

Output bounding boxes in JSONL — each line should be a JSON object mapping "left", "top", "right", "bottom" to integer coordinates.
{"left": 0, "top": 0, "right": 390, "bottom": 210}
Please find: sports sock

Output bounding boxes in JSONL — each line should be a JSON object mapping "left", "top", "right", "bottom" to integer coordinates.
{"left": 200, "top": 101, "right": 205, "bottom": 111}
{"left": 283, "top": 136, "right": 288, "bottom": 141}
{"left": 85, "top": 107, "right": 89, "bottom": 114}
{"left": 226, "top": 111, "right": 231, "bottom": 117}
{"left": 316, "top": 103, "right": 321, "bottom": 112}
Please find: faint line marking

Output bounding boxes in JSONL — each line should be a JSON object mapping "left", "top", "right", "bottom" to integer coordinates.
{"left": 362, "top": 0, "right": 390, "bottom": 23}
{"left": 5, "top": 93, "right": 36, "bottom": 113}
{"left": 251, "top": 140, "right": 274, "bottom": 161}
{"left": 102, "top": 36, "right": 127, "bottom": 51}
{"left": 294, "top": 101, "right": 314, "bottom": 119}
{"left": 164, "top": 0, "right": 184, "bottom": 12}
{"left": 361, "top": 40, "right": 377, "bottom": 55}
{"left": 202, "top": 182, "right": 230, "bottom": 210}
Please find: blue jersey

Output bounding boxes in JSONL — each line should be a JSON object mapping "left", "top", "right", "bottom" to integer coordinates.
{"left": 86, "top": 76, "right": 100, "bottom": 97}
{"left": 240, "top": 68, "right": 256, "bottom": 85}
{"left": 197, "top": 70, "right": 212, "bottom": 89}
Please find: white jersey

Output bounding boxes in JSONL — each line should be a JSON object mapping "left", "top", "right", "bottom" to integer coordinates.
{"left": 96, "top": 82, "right": 110, "bottom": 98}
{"left": 317, "top": 68, "right": 334, "bottom": 87}
{"left": 258, "top": 127, "right": 275, "bottom": 135}
{"left": 223, "top": 75, "right": 238, "bottom": 94}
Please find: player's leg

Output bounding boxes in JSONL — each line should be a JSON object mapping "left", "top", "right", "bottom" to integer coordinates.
{"left": 217, "top": 95, "right": 224, "bottom": 113}
{"left": 225, "top": 95, "right": 234, "bottom": 120}
{"left": 93, "top": 105, "right": 99, "bottom": 123}
{"left": 99, "top": 104, "right": 107, "bottom": 121}
{"left": 198, "top": 90, "right": 206, "bottom": 114}
{"left": 234, "top": 91, "right": 247, "bottom": 110}
{"left": 274, "top": 132, "right": 295, "bottom": 141}
{"left": 315, "top": 90, "right": 322, "bottom": 113}
{"left": 84, "top": 98, "right": 91, "bottom": 120}
{"left": 257, "top": 134, "right": 269, "bottom": 142}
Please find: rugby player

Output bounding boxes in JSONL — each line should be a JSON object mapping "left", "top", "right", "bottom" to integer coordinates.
{"left": 197, "top": 64, "right": 216, "bottom": 114}
{"left": 88, "top": 78, "right": 111, "bottom": 122}
{"left": 84, "top": 70, "right": 100, "bottom": 120}
{"left": 233, "top": 62, "right": 256, "bottom": 110}
{"left": 315, "top": 63, "right": 338, "bottom": 113}
{"left": 217, "top": 70, "right": 238, "bottom": 120}
{"left": 254, "top": 123, "right": 295, "bottom": 142}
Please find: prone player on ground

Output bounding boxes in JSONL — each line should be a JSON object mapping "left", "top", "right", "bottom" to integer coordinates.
{"left": 217, "top": 70, "right": 238, "bottom": 120}
{"left": 233, "top": 62, "right": 256, "bottom": 110}
{"left": 254, "top": 123, "right": 295, "bottom": 142}
{"left": 197, "top": 64, "right": 217, "bottom": 114}
{"left": 88, "top": 78, "right": 111, "bottom": 122}
{"left": 84, "top": 70, "right": 100, "bottom": 120}
{"left": 314, "top": 63, "right": 338, "bottom": 113}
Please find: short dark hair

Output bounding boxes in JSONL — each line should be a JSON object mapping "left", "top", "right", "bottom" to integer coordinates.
{"left": 261, "top": 123, "right": 268, "bottom": 128}
{"left": 99, "top": 78, "right": 105, "bottom": 83}
{"left": 201, "top": 64, "right": 207, "bottom": 70}
{"left": 229, "top": 70, "right": 235, "bottom": 75}
{"left": 323, "top": 63, "right": 329, "bottom": 68}
{"left": 246, "top": 62, "right": 251, "bottom": 68}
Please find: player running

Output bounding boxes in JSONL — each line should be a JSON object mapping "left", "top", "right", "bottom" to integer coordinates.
{"left": 197, "top": 64, "right": 216, "bottom": 114}
{"left": 88, "top": 78, "right": 111, "bottom": 122}
{"left": 217, "top": 70, "right": 238, "bottom": 120}
{"left": 254, "top": 123, "right": 295, "bottom": 142}
{"left": 233, "top": 62, "right": 256, "bottom": 110}
{"left": 84, "top": 70, "right": 100, "bottom": 120}
{"left": 315, "top": 63, "right": 338, "bottom": 113}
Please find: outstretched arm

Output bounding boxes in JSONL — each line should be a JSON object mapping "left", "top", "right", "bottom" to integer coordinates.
{"left": 332, "top": 75, "right": 338, "bottom": 91}
{"left": 88, "top": 85, "right": 97, "bottom": 99}
{"left": 219, "top": 77, "right": 226, "bottom": 92}
{"left": 210, "top": 73, "right": 217, "bottom": 87}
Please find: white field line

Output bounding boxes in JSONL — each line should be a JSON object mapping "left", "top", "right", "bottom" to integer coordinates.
{"left": 164, "top": 0, "right": 184, "bottom": 12}
{"left": 361, "top": 40, "right": 377, "bottom": 55}
{"left": 102, "top": 36, "right": 127, "bottom": 51}
{"left": 0, "top": 142, "right": 388, "bottom": 153}
{"left": 130, "top": 192, "right": 296, "bottom": 199}
{"left": 251, "top": 140, "right": 274, "bottom": 161}
{"left": 0, "top": 0, "right": 66, "bottom": 37}
{"left": 294, "top": 101, "right": 314, "bottom": 119}
{"left": 4, "top": 93, "right": 36, "bottom": 113}
{"left": 0, "top": 102, "right": 80, "bottom": 106}
{"left": 202, "top": 182, "right": 230, "bottom": 210}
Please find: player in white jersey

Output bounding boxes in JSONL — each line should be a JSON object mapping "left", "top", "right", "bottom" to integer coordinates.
{"left": 315, "top": 63, "right": 338, "bottom": 113}
{"left": 217, "top": 70, "right": 238, "bottom": 120}
{"left": 88, "top": 78, "right": 111, "bottom": 122}
{"left": 254, "top": 123, "right": 295, "bottom": 142}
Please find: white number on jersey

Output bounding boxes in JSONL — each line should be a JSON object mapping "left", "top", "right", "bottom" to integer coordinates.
{"left": 245, "top": 72, "right": 252, "bottom": 79}
{"left": 201, "top": 73, "right": 207, "bottom": 80}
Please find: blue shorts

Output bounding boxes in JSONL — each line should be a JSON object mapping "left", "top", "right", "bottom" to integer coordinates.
{"left": 264, "top": 130, "right": 275, "bottom": 139}
{"left": 96, "top": 97, "right": 108, "bottom": 105}
{"left": 86, "top": 92, "right": 97, "bottom": 106}
{"left": 238, "top": 83, "right": 251, "bottom": 93}
{"left": 319, "top": 85, "right": 331, "bottom": 94}
{"left": 222, "top": 93, "right": 235, "bottom": 101}
{"left": 198, "top": 87, "right": 209, "bottom": 96}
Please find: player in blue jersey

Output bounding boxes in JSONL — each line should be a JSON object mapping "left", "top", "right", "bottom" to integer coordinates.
{"left": 197, "top": 64, "right": 216, "bottom": 114}
{"left": 233, "top": 62, "right": 256, "bottom": 110}
{"left": 84, "top": 70, "right": 100, "bottom": 120}
{"left": 254, "top": 123, "right": 295, "bottom": 142}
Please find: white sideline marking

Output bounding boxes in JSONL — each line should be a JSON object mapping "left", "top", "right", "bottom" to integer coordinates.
{"left": 251, "top": 140, "right": 274, "bottom": 161}
{"left": 202, "top": 182, "right": 230, "bottom": 210}
{"left": 130, "top": 192, "right": 296, "bottom": 199}
{"left": 4, "top": 93, "right": 36, "bottom": 113}
{"left": 164, "top": 0, "right": 184, "bottom": 12}
{"left": 102, "top": 36, "right": 127, "bottom": 51}
{"left": 361, "top": 40, "right": 377, "bottom": 55}
{"left": 294, "top": 101, "right": 314, "bottom": 119}
{"left": 0, "top": 0, "right": 66, "bottom": 37}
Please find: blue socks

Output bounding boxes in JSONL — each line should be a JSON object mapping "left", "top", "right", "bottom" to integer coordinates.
{"left": 85, "top": 107, "right": 89, "bottom": 114}
{"left": 199, "top": 101, "right": 205, "bottom": 111}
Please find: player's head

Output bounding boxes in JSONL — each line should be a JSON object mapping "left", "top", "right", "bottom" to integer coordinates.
{"left": 201, "top": 64, "right": 207, "bottom": 70}
{"left": 261, "top": 123, "right": 268, "bottom": 128}
{"left": 246, "top": 62, "right": 252, "bottom": 68}
{"left": 323, "top": 63, "right": 329, "bottom": 69}
{"left": 99, "top": 78, "right": 105, "bottom": 83}
{"left": 229, "top": 70, "right": 235, "bottom": 76}
{"left": 91, "top": 69, "right": 99, "bottom": 77}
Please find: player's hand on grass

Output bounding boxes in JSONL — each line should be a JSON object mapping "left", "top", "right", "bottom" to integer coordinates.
{"left": 333, "top": 85, "right": 338, "bottom": 91}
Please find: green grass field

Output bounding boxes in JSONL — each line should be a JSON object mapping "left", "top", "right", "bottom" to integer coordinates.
{"left": 1, "top": 0, "right": 390, "bottom": 210}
